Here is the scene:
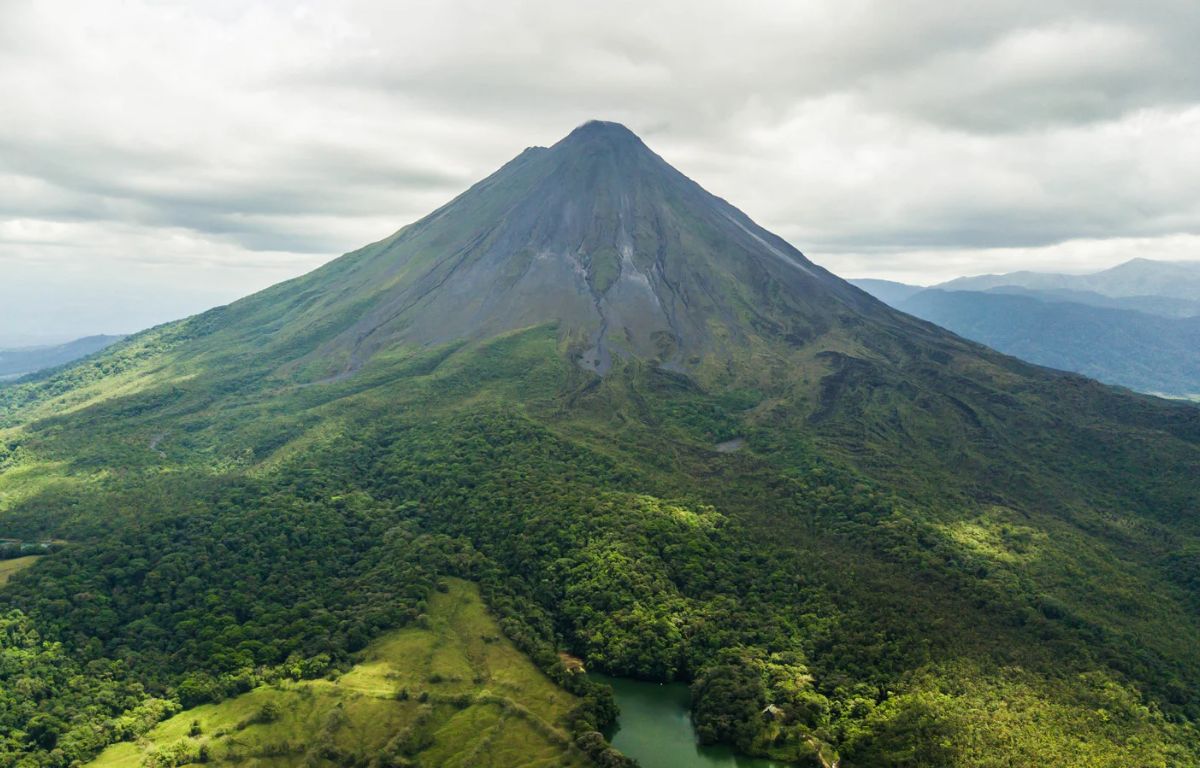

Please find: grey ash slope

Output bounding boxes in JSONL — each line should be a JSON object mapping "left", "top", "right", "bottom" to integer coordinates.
{"left": 218, "top": 121, "right": 892, "bottom": 380}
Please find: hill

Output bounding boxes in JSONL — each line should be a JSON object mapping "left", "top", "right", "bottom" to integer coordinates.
{"left": 0, "top": 335, "right": 124, "bottom": 381}
{"left": 86, "top": 579, "right": 595, "bottom": 768}
{"left": 1, "top": 121, "right": 1199, "bottom": 767}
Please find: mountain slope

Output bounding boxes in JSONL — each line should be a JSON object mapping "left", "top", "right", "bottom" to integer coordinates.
{"left": 2, "top": 122, "right": 1200, "bottom": 768}
{"left": 187, "top": 120, "right": 880, "bottom": 383}
{"left": 852, "top": 281, "right": 1200, "bottom": 396}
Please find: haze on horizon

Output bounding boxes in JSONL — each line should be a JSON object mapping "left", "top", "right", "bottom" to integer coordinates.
{"left": 1, "top": 0, "right": 1198, "bottom": 346}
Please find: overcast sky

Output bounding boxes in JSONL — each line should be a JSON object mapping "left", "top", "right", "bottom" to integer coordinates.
{"left": 1, "top": 1, "right": 1198, "bottom": 345}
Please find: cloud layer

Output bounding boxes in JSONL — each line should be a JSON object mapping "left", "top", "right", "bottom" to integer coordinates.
{"left": 1, "top": 0, "right": 1197, "bottom": 343}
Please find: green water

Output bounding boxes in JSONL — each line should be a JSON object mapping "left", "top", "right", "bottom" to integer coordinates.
{"left": 593, "top": 674, "right": 790, "bottom": 768}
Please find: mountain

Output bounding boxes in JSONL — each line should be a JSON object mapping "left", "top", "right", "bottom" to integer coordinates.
{"left": 982, "top": 285, "right": 1200, "bottom": 318}
{"left": 2, "top": 122, "right": 1200, "bottom": 768}
{"left": 939, "top": 257, "right": 1200, "bottom": 306}
{"left": 852, "top": 279, "right": 1200, "bottom": 396}
{"left": 0, "top": 335, "right": 124, "bottom": 380}
{"left": 205, "top": 119, "right": 879, "bottom": 382}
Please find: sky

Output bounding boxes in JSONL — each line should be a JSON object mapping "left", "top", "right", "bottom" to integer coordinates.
{"left": 1, "top": 1, "right": 1198, "bottom": 345}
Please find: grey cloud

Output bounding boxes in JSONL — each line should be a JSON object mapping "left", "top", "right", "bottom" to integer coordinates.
{"left": 861, "top": 19, "right": 1200, "bottom": 131}
{"left": 0, "top": 0, "right": 1198, "bottom": 341}
{"left": 0, "top": 135, "right": 466, "bottom": 252}
{"left": 293, "top": 2, "right": 1200, "bottom": 133}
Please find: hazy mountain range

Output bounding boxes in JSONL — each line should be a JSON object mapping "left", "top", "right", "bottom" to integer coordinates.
{"left": 2, "top": 123, "right": 1199, "bottom": 767}
{"left": 854, "top": 259, "right": 1200, "bottom": 397}
{"left": 941, "top": 258, "right": 1200, "bottom": 303}
{"left": 0, "top": 335, "right": 124, "bottom": 381}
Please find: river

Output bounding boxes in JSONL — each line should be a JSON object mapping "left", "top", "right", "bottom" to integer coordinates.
{"left": 592, "top": 674, "right": 791, "bottom": 768}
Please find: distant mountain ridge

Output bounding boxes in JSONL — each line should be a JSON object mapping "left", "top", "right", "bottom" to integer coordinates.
{"left": 0, "top": 335, "right": 124, "bottom": 381}
{"left": 939, "top": 257, "right": 1200, "bottom": 305}
{"left": 981, "top": 286, "right": 1200, "bottom": 318}
{"left": 853, "top": 258, "right": 1200, "bottom": 396}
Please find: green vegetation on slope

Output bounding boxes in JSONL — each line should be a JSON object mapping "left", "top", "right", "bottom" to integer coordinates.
{"left": 1, "top": 326, "right": 1197, "bottom": 767}
{"left": 0, "top": 556, "right": 39, "bottom": 587}
{"left": 87, "top": 579, "right": 592, "bottom": 768}
{"left": 1, "top": 122, "right": 1199, "bottom": 768}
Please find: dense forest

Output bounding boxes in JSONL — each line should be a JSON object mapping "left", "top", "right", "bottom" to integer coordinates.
{"left": 2, "top": 323, "right": 1198, "bottom": 767}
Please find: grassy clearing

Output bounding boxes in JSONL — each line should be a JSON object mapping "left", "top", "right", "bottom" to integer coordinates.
{"left": 87, "top": 579, "right": 588, "bottom": 768}
{"left": 0, "top": 555, "right": 38, "bottom": 587}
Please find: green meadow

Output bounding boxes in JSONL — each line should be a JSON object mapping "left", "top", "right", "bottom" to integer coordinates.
{"left": 87, "top": 579, "right": 588, "bottom": 768}
{"left": 0, "top": 556, "right": 38, "bottom": 587}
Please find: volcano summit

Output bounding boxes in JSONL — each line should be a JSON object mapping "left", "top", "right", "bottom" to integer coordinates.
{"left": 240, "top": 119, "right": 885, "bottom": 381}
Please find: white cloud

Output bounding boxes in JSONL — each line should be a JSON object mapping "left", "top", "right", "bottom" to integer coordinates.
{"left": 0, "top": 0, "right": 1197, "bottom": 342}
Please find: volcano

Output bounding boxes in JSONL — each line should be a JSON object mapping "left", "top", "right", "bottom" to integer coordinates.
{"left": 2, "top": 122, "right": 1200, "bottom": 768}
{"left": 217, "top": 120, "right": 919, "bottom": 383}
{"left": 319, "top": 121, "right": 872, "bottom": 372}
